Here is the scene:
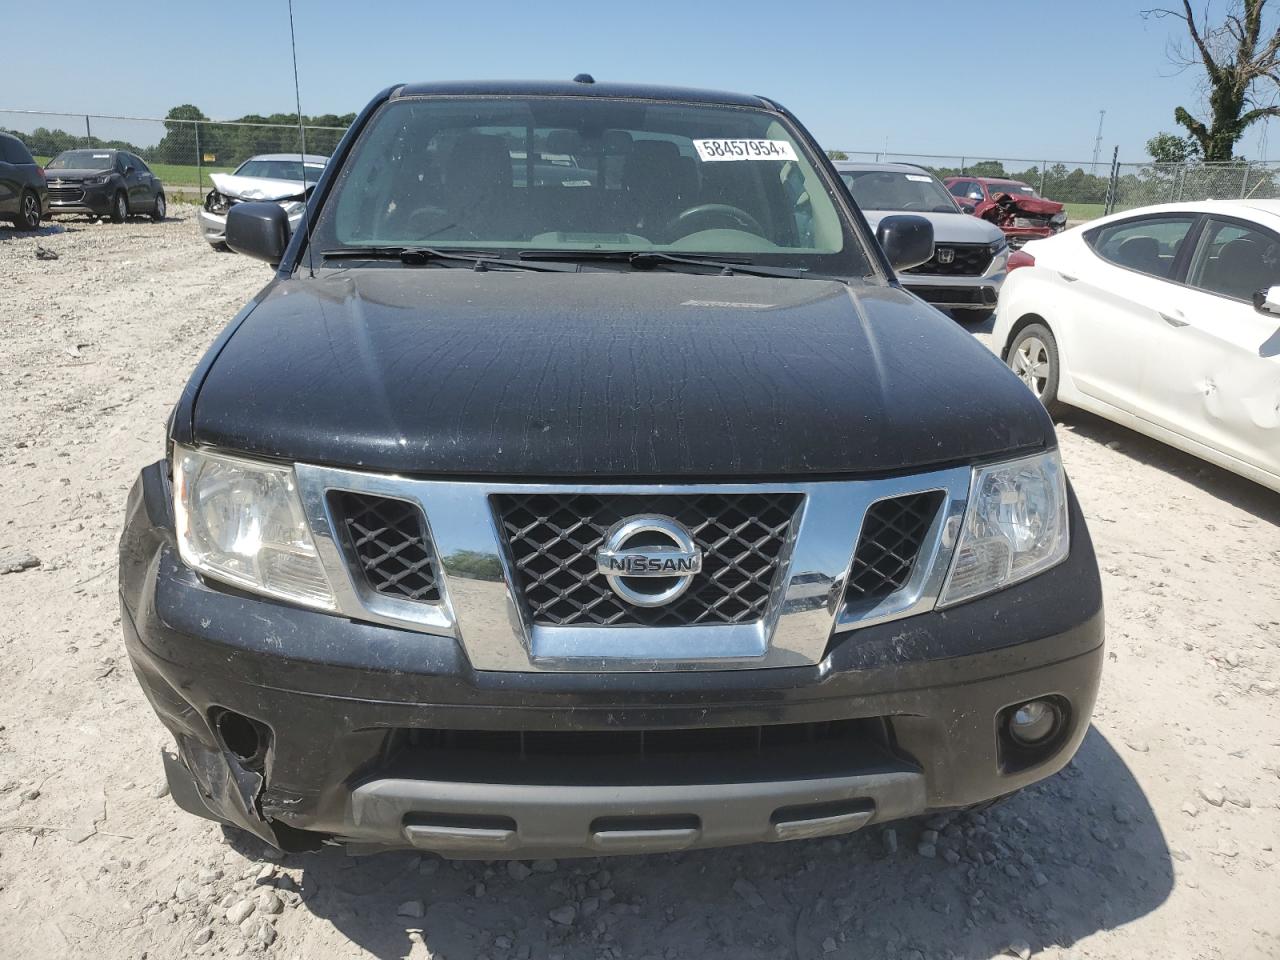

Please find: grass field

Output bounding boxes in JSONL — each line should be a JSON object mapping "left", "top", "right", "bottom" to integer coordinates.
{"left": 1064, "top": 202, "right": 1106, "bottom": 223}
{"left": 36, "top": 157, "right": 233, "bottom": 189}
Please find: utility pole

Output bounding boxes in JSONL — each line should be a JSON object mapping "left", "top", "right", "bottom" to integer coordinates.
{"left": 1091, "top": 110, "right": 1106, "bottom": 173}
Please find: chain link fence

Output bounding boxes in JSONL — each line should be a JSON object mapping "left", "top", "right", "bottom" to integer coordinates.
{"left": 8, "top": 109, "right": 1280, "bottom": 219}
{"left": 829, "top": 149, "right": 1280, "bottom": 221}
{"left": 0, "top": 109, "right": 348, "bottom": 197}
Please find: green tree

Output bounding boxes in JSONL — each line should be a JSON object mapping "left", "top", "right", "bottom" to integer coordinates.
{"left": 826, "top": 149, "right": 849, "bottom": 160}
{"left": 966, "top": 160, "right": 1008, "bottom": 178}
{"left": 1146, "top": 131, "right": 1201, "bottom": 163}
{"left": 156, "top": 104, "right": 211, "bottom": 164}
{"left": 1143, "top": 0, "right": 1280, "bottom": 160}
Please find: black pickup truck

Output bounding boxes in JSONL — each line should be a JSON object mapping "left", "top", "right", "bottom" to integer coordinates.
{"left": 120, "top": 79, "right": 1103, "bottom": 858}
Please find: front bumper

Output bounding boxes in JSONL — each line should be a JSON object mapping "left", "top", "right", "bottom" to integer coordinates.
{"left": 121, "top": 461, "right": 1104, "bottom": 858}
{"left": 902, "top": 270, "right": 1005, "bottom": 311}
{"left": 199, "top": 202, "right": 305, "bottom": 246}
{"left": 1003, "top": 225, "right": 1062, "bottom": 248}
{"left": 46, "top": 182, "right": 114, "bottom": 216}
{"left": 197, "top": 208, "right": 227, "bottom": 244}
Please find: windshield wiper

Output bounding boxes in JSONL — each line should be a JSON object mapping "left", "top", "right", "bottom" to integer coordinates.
{"left": 518, "top": 249, "right": 846, "bottom": 282}
{"left": 319, "top": 246, "right": 578, "bottom": 272}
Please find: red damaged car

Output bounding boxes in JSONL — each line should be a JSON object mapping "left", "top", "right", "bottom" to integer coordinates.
{"left": 944, "top": 176, "right": 1067, "bottom": 247}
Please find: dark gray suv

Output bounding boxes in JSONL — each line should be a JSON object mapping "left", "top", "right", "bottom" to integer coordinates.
{"left": 0, "top": 132, "right": 47, "bottom": 231}
{"left": 44, "top": 148, "right": 166, "bottom": 223}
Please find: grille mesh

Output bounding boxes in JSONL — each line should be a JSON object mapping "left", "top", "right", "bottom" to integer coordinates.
{"left": 495, "top": 493, "right": 802, "bottom": 627}
{"left": 47, "top": 185, "right": 85, "bottom": 202}
{"left": 331, "top": 492, "right": 442, "bottom": 604}
{"left": 845, "top": 492, "right": 945, "bottom": 601}
{"left": 904, "top": 243, "right": 995, "bottom": 277}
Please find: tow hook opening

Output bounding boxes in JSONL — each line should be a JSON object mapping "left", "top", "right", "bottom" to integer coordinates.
{"left": 212, "top": 709, "right": 272, "bottom": 771}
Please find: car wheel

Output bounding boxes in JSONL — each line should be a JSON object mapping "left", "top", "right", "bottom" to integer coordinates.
{"left": 15, "top": 190, "right": 41, "bottom": 230}
{"left": 952, "top": 308, "right": 994, "bottom": 324}
{"left": 110, "top": 191, "right": 128, "bottom": 224}
{"left": 1007, "top": 323, "right": 1061, "bottom": 412}
{"left": 151, "top": 191, "right": 166, "bottom": 222}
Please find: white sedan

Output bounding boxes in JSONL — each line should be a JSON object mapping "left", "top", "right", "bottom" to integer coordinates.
{"left": 992, "top": 200, "right": 1280, "bottom": 493}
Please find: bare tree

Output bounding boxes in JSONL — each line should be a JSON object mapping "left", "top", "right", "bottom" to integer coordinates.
{"left": 1143, "top": 0, "right": 1280, "bottom": 160}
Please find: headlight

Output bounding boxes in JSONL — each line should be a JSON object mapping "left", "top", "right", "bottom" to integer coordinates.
{"left": 939, "top": 450, "right": 1069, "bottom": 607}
{"left": 85, "top": 174, "right": 110, "bottom": 185}
{"left": 278, "top": 200, "right": 305, "bottom": 216}
{"left": 173, "top": 445, "right": 335, "bottom": 609}
{"left": 989, "top": 237, "right": 1008, "bottom": 254}
{"left": 1050, "top": 212, "right": 1068, "bottom": 225}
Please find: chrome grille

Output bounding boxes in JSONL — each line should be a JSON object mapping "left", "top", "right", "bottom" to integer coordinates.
{"left": 846, "top": 492, "right": 945, "bottom": 601}
{"left": 494, "top": 493, "right": 802, "bottom": 627}
{"left": 330, "top": 491, "right": 442, "bottom": 603}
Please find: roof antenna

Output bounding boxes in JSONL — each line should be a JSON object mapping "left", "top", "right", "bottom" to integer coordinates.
{"left": 288, "top": 0, "right": 316, "bottom": 278}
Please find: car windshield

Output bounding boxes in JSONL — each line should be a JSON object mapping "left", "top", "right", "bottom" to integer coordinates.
{"left": 47, "top": 150, "right": 114, "bottom": 170}
{"left": 840, "top": 169, "right": 958, "bottom": 213}
{"left": 310, "top": 95, "right": 867, "bottom": 275}
{"left": 234, "top": 158, "right": 325, "bottom": 182}
{"left": 988, "top": 181, "right": 1037, "bottom": 197}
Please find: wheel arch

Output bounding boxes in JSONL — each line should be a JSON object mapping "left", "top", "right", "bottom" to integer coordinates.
{"left": 1001, "top": 312, "right": 1052, "bottom": 361}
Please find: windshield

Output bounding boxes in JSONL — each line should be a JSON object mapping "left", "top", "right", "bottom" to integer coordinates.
{"left": 234, "top": 158, "right": 325, "bottom": 182}
{"left": 987, "top": 181, "right": 1037, "bottom": 197}
{"left": 840, "top": 169, "right": 958, "bottom": 213}
{"left": 47, "top": 150, "right": 114, "bottom": 170}
{"left": 310, "top": 96, "right": 867, "bottom": 274}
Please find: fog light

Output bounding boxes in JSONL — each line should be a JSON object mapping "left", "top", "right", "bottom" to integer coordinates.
{"left": 1009, "top": 699, "right": 1058, "bottom": 745}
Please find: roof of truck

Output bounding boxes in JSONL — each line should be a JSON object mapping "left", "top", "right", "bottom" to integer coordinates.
{"left": 392, "top": 79, "right": 772, "bottom": 109}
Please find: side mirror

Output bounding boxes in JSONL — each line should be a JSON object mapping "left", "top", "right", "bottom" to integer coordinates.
{"left": 226, "top": 201, "right": 291, "bottom": 265}
{"left": 1252, "top": 285, "right": 1280, "bottom": 316}
{"left": 960, "top": 203, "right": 976, "bottom": 215}
{"left": 125, "top": 164, "right": 135, "bottom": 175}
{"left": 875, "top": 214, "right": 934, "bottom": 272}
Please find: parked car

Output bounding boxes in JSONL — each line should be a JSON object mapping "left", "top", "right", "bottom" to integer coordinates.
{"left": 994, "top": 200, "right": 1280, "bottom": 493}
{"left": 836, "top": 162, "right": 1008, "bottom": 320}
{"left": 199, "top": 153, "right": 327, "bottom": 248}
{"left": 0, "top": 132, "right": 47, "bottom": 231}
{"left": 120, "top": 79, "right": 1102, "bottom": 859}
{"left": 44, "top": 148, "right": 165, "bottom": 223}
{"left": 945, "top": 176, "right": 1067, "bottom": 247}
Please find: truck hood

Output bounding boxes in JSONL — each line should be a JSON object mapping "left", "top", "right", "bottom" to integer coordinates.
{"left": 860, "top": 209, "right": 1005, "bottom": 245}
{"left": 191, "top": 269, "right": 1052, "bottom": 478}
{"left": 209, "top": 173, "right": 310, "bottom": 202}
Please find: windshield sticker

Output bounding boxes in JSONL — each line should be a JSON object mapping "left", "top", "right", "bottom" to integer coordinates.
{"left": 693, "top": 139, "right": 798, "bottom": 163}
{"left": 93, "top": 153, "right": 111, "bottom": 158}
{"left": 905, "top": 174, "right": 933, "bottom": 182}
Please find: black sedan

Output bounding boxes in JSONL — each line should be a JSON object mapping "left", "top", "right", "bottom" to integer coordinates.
{"left": 44, "top": 148, "right": 165, "bottom": 222}
{"left": 0, "top": 132, "right": 47, "bottom": 230}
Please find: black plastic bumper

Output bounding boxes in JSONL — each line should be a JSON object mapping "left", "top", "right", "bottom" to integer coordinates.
{"left": 906, "top": 284, "right": 1000, "bottom": 309}
{"left": 47, "top": 184, "right": 114, "bottom": 216}
{"left": 120, "top": 461, "right": 1104, "bottom": 857}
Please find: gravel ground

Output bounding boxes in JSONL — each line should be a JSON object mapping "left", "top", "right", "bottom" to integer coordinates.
{"left": 1, "top": 207, "right": 1278, "bottom": 960}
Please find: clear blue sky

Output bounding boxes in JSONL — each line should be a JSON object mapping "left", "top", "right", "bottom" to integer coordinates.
{"left": 2, "top": 0, "right": 1273, "bottom": 164}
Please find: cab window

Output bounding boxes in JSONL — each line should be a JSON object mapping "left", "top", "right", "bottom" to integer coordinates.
{"left": 1085, "top": 216, "right": 1197, "bottom": 279}
{"left": 1186, "top": 218, "right": 1280, "bottom": 302}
